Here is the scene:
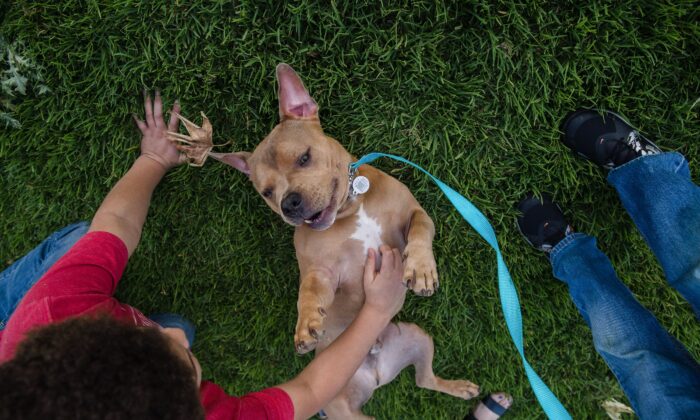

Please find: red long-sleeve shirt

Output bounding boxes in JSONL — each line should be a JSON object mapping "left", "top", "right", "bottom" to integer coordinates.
{"left": 0, "top": 231, "right": 294, "bottom": 419}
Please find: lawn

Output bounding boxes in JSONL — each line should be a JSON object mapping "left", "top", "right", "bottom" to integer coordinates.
{"left": 1, "top": 1, "right": 699, "bottom": 418}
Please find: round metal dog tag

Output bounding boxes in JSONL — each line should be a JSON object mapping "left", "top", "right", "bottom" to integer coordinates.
{"left": 352, "top": 175, "right": 370, "bottom": 194}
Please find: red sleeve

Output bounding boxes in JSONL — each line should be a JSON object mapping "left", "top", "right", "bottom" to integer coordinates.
{"left": 22, "top": 231, "right": 129, "bottom": 302}
{"left": 199, "top": 381, "right": 294, "bottom": 420}
{"left": 0, "top": 231, "right": 157, "bottom": 362}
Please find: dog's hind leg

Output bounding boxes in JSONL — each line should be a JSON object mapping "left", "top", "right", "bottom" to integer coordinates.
{"left": 322, "top": 322, "right": 479, "bottom": 418}
{"left": 376, "top": 322, "right": 480, "bottom": 400}
{"left": 322, "top": 363, "right": 377, "bottom": 420}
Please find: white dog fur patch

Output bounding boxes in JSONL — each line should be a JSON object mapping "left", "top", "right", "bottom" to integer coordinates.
{"left": 350, "top": 204, "right": 383, "bottom": 255}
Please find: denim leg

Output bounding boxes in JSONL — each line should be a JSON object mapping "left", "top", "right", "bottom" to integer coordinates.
{"left": 608, "top": 152, "right": 700, "bottom": 316}
{"left": 0, "top": 221, "right": 89, "bottom": 329}
{"left": 550, "top": 233, "right": 700, "bottom": 418}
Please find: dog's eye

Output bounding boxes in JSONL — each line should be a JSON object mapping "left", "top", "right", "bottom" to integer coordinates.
{"left": 297, "top": 150, "right": 311, "bottom": 167}
{"left": 262, "top": 188, "right": 273, "bottom": 198}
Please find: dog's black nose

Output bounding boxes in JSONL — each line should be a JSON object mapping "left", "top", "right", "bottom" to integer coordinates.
{"left": 281, "top": 192, "right": 304, "bottom": 218}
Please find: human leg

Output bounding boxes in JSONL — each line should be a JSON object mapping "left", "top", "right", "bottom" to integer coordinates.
{"left": 551, "top": 233, "right": 700, "bottom": 417}
{"left": 0, "top": 221, "right": 89, "bottom": 329}
{"left": 517, "top": 195, "right": 700, "bottom": 418}
{"left": 608, "top": 153, "right": 700, "bottom": 316}
{"left": 561, "top": 109, "right": 700, "bottom": 315}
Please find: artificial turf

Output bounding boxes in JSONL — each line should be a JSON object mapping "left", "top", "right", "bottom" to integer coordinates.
{"left": 1, "top": 1, "right": 699, "bottom": 418}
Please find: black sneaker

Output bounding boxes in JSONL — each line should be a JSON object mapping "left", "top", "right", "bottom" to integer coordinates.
{"left": 561, "top": 109, "right": 661, "bottom": 169}
{"left": 516, "top": 193, "right": 573, "bottom": 253}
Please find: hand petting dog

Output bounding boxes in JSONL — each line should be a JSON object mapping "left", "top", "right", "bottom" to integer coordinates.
{"left": 363, "top": 246, "right": 406, "bottom": 322}
{"left": 278, "top": 246, "right": 407, "bottom": 420}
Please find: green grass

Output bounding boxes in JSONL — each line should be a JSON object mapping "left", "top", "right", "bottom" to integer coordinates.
{"left": 2, "top": 1, "right": 699, "bottom": 418}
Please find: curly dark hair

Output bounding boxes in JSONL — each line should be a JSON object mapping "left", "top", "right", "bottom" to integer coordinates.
{"left": 0, "top": 316, "right": 204, "bottom": 420}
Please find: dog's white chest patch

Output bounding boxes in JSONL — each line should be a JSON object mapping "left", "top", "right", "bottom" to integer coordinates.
{"left": 350, "top": 204, "right": 383, "bottom": 255}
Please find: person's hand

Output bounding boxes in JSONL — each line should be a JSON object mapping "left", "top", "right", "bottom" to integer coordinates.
{"left": 133, "top": 90, "right": 184, "bottom": 170}
{"left": 362, "top": 245, "right": 407, "bottom": 321}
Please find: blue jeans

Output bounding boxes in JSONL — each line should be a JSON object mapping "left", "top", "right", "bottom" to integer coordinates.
{"left": 0, "top": 221, "right": 89, "bottom": 330}
{"left": 0, "top": 221, "right": 195, "bottom": 346}
{"left": 550, "top": 152, "right": 700, "bottom": 418}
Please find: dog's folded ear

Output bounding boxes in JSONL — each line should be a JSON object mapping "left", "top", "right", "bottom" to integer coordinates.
{"left": 276, "top": 63, "right": 318, "bottom": 120}
{"left": 209, "top": 152, "right": 251, "bottom": 176}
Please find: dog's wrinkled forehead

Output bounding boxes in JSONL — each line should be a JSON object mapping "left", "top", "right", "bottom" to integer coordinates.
{"left": 250, "top": 121, "right": 326, "bottom": 174}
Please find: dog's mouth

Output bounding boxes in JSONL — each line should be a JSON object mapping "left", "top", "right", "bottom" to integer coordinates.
{"left": 304, "top": 209, "right": 326, "bottom": 224}
{"left": 301, "top": 179, "right": 339, "bottom": 230}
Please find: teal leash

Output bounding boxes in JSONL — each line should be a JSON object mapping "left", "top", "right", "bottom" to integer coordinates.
{"left": 350, "top": 153, "right": 572, "bottom": 420}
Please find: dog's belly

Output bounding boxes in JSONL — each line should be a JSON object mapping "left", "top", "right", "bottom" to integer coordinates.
{"left": 318, "top": 203, "right": 407, "bottom": 349}
{"left": 342, "top": 202, "right": 407, "bottom": 263}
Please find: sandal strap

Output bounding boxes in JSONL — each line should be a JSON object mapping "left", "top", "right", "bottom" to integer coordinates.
{"left": 482, "top": 394, "right": 508, "bottom": 416}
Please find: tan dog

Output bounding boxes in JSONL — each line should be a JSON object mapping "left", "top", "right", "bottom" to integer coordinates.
{"left": 208, "top": 64, "right": 479, "bottom": 418}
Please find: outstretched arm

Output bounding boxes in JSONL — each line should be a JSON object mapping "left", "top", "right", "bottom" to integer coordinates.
{"left": 278, "top": 246, "right": 407, "bottom": 420}
{"left": 89, "top": 91, "right": 183, "bottom": 256}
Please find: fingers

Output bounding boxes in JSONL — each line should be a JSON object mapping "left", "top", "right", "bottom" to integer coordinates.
{"left": 143, "top": 90, "right": 155, "bottom": 127}
{"left": 168, "top": 100, "right": 181, "bottom": 132}
{"left": 153, "top": 90, "right": 163, "bottom": 127}
{"left": 392, "top": 248, "right": 401, "bottom": 271}
{"left": 140, "top": 89, "right": 179, "bottom": 131}
{"left": 132, "top": 114, "right": 147, "bottom": 132}
{"left": 379, "top": 245, "right": 393, "bottom": 272}
{"left": 363, "top": 248, "right": 376, "bottom": 285}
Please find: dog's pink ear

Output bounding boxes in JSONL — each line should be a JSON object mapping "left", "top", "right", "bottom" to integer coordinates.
{"left": 276, "top": 63, "right": 318, "bottom": 120}
{"left": 209, "top": 152, "right": 251, "bottom": 176}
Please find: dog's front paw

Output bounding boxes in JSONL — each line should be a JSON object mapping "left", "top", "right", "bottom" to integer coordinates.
{"left": 294, "top": 307, "right": 326, "bottom": 354}
{"left": 403, "top": 243, "right": 438, "bottom": 296}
